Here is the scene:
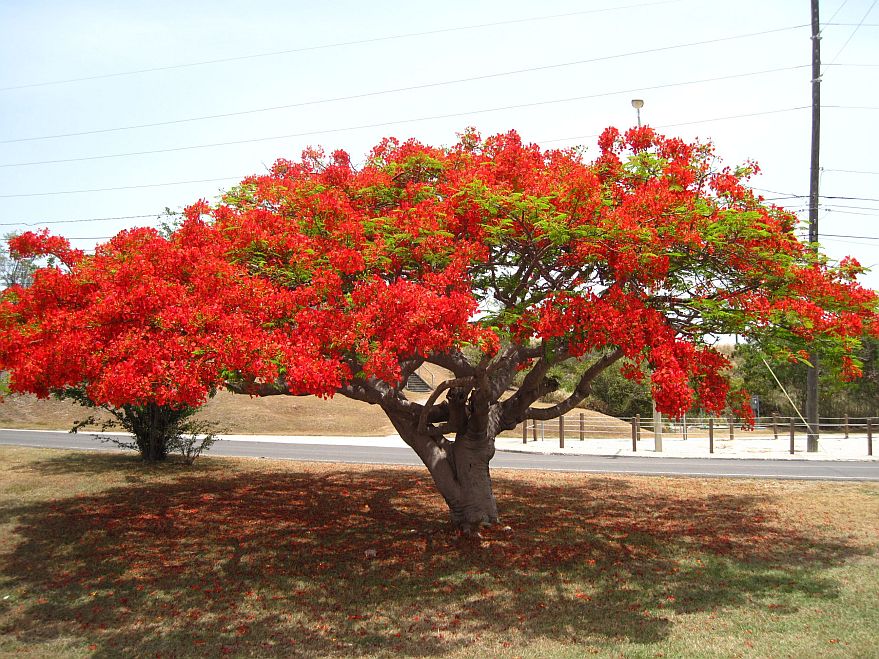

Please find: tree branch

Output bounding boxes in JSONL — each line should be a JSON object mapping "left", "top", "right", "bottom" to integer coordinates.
{"left": 398, "top": 357, "right": 425, "bottom": 388}
{"left": 340, "top": 377, "right": 420, "bottom": 416}
{"left": 498, "top": 338, "right": 570, "bottom": 417}
{"left": 426, "top": 350, "right": 475, "bottom": 378}
{"left": 225, "top": 377, "right": 291, "bottom": 397}
{"left": 483, "top": 344, "right": 532, "bottom": 402}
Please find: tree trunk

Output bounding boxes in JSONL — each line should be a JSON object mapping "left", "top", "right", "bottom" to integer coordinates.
{"left": 386, "top": 410, "right": 499, "bottom": 533}
{"left": 131, "top": 403, "right": 169, "bottom": 462}
{"left": 448, "top": 430, "right": 499, "bottom": 531}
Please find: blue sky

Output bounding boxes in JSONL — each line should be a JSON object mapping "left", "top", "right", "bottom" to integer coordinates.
{"left": 1, "top": 0, "right": 877, "bottom": 288}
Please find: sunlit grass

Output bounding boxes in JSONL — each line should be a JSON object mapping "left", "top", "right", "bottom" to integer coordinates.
{"left": 0, "top": 446, "right": 877, "bottom": 657}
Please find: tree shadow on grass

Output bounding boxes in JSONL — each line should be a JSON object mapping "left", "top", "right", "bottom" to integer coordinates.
{"left": 6, "top": 448, "right": 230, "bottom": 482}
{"left": 0, "top": 457, "right": 871, "bottom": 657}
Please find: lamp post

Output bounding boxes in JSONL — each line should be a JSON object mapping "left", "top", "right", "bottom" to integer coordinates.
{"left": 633, "top": 98, "right": 659, "bottom": 451}
{"left": 631, "top": 99, "right": 644, "bottom": 127}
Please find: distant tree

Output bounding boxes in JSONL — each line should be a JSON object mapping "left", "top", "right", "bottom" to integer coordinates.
{"left": 516, "top": 356, "right": 654, "bottom": 418}
{"left": 856, "top": 337, "right": 879, "bottom": 415}
{"left": 734, "top": 337, "right": 879, "bottom": 418}
{"left": 2, "top": 128, "right": 877, "bottom": 531}
{"left": 587, "top": 362, "right": 654, "bottom": 418}
{"left": 1, "top": 233, "right": 37, "bottom": 289}
{"left": 0, "top": 229, "right": 256, "bottom": 461}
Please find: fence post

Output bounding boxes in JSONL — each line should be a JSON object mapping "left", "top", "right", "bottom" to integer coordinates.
{"left": 532, "top": 418, "right": 538, "bottom": 443}
{"left": 636, "top": 414, "right": 641, "bottom": 445}
{"left": 709, "top": 417, "right": 714, "bottom": 454}
{"left": 522, "top": 420, "right": 528, "bottom": 444}
{"left": 580, "top": 412, "right": 585, "bottom": 441}
{"left": 652, "top": 401, "right": 663, "bottom": 452}
{"left": 844, "top": 414, "right": 849, "bottom": 439}
{"left": 728, "top": 415, "right": 735, "bottom": 442}
{"left": 631, "top": 417, "right": 638, "bottom": 452}
{"left": 540, "top": 419, "right": 544, "bottom": 442}
{"left": 868, "top": 418, "right": 873, "bottom": 457}
{"left": 772, "top": 413, "right": 779, "bottom": 440}
{"left": 559, "top": 415, "right": 565, "bottom": 449}
{"left": 789, "top": 417, "right": 795, "bottom": 454}
{"left": 683, "top": 412, "right": 688, "bottom": 441}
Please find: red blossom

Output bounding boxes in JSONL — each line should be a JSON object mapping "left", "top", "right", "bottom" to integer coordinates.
{"left": 8, "top": 229, "right": 84, "bottom": 267}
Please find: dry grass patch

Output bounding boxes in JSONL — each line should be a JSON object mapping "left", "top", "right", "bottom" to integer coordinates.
{"left": 0, "top": 446, "right": 877, "bottom": 657}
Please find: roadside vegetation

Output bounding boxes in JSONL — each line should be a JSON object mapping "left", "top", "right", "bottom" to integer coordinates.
{"left": 1, "top": 446, "right": 877, "bottom": 657}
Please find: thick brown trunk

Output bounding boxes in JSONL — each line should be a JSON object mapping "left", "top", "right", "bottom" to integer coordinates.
{"left": 447, "top": 430, "right": 498, "bottom": 531}
{"left": 386, "top": 410, "right": 499, "bottom": 533}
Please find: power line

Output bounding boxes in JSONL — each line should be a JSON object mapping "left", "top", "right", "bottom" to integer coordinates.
{"left": 822, "top": 0, "right": 850, "bottom": 29}
{"left": 816, "top": 236, "right": 879, "bottom": 248}
{"left": 0, "top": 104, "right": 815, "bottom": 204}
{"left": 752, "top": 186, "right": 804, "bottom": 197}
{"left": 826, "top": 0, "right": 879, "bottom": 67}
{"left": 814, "top": 194, "right": 879, "bottom": 202}
{"left": 29, "top": 187, "right": 879, "bottom": 226}
{"left": 0, "top": 0, "right": 691, "bottom": 92}
{"left": 824, "top": 104, "right": 879, "bottom": 110}
{"left": 824, "top": 168, "right": 879, "bottom": 174}
{"left": 72, "top": 233, "right": 879, "bottom": 244}
{"left": 751, "top": 187, "right": 879, "bottom": 202}
{"left": 824, "top": 194, "right": 879, "bottom": 202}
{"left": 815, "top": 201, "right": 879, "bottom": 210}
{"left": 0, "top": 177, "right": 244, "bottom": 198}
{"left": 822, "top": 232, "right": 879, "bottom": 240}
{"left": 824, "top": 208, "right": 879, "bottom": 216}
{"left": 796, "top": 236, "right": 879, "bottom": 249}
{"left": 0, "top": 62, "right": 808, "bottom": 145}
{"left": 8, "top": 218, "right": 879, "bottom": 243}
{"left": 9, "top": 199, "right": 879, "bottom": 236}
{"left": 0, "top": 97, "right": 813, "bottom": 171}
{"left": 541, "top": 106, "right": 810, "bottom": 144}
{"left": 799, "top": 230, "right": 879, "bottom": 241}
{"left": 0, "top": 98, "right": 861, "bottom": 199}
{"left": 789, "top": 203, "right": 879, "bottom": 212}
{"left": 0, "top": 213, "right": 173, "bottom": 227}
{"left": 0, "top": 25, "right": 810, "bottom": 144}
{"left": 822, "top": 206, "right": 879, "bottom": 216}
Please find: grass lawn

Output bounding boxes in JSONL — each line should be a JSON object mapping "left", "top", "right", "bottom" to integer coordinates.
{"left": 0, "top": 446, "right": 877, "bottom": 657}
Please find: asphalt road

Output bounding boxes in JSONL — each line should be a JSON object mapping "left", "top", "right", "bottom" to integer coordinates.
{"left": 3, "top": 429, "right": 878, "bottom": 481}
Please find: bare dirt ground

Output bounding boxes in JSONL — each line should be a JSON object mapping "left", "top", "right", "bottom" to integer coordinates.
{"left": 0, "top": 390, "right": 398, "bottom": 436}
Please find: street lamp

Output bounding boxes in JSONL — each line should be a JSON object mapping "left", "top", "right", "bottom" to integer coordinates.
{"left": 631, "top": 99, "right": 644, "bottom": 127}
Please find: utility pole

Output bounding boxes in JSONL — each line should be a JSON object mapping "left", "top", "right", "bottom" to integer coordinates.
{"left": 806, "top": 0, "right": 821, "bottom": 452}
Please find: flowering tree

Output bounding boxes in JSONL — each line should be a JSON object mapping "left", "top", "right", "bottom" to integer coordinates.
{"left": 2, "top": 127, "right": 877, "bottom": 529}
{"left": 0, "top": 228, "right": 282, "bottom": 460}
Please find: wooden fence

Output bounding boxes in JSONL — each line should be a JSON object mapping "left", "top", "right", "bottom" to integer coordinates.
{"left": 516, "top": 414, "right": 875, "bottom": 456}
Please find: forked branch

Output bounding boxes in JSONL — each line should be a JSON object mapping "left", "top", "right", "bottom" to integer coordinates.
{"left": 417, "top": 377, "right": 476, "bottom": 434}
